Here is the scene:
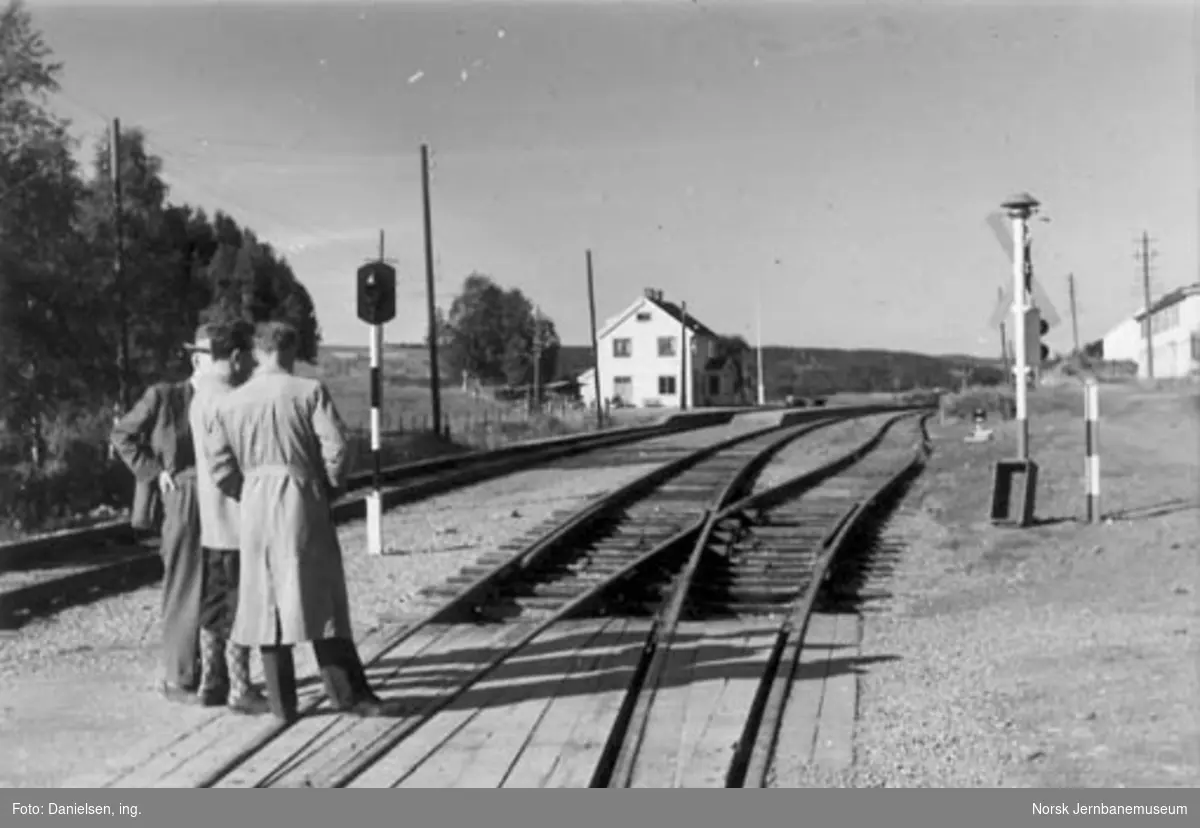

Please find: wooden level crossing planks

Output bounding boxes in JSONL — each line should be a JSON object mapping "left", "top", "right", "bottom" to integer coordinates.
{"left": 99, "top": 621, "right": 410, "bottom": 788}
{"left": 349, "top": 618, "right": 622, "bottom": 788}
{"left": 235, "top": 622, "right": 529, "bottom": 788}
{"left": 388, "top": 618, "right": 617, "bottom": 788}
{"left": 807, "top": 613, "right": 860, "bottom": 773}
{"left": 626, "top": 618, "right": 779, "bottom": 788}
{"left": 500, "top": 618, "right": 652, "bottom": 789}
{"left": 768, "top": 612, "right": 861, "bottom": 779}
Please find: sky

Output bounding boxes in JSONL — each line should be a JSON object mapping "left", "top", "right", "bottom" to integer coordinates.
{"left": 24, "top": 0, "right": 1198, "bottom": 355}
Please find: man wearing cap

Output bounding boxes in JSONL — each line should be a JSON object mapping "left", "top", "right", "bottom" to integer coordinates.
{"left": 110, "top": 325, "right": 209, "bottom": 702}
{"left": 205, "top": 320, "right": 396, "bottom": 723}
{"left": 189, "top": 319, "right": 271, "bottom": 715}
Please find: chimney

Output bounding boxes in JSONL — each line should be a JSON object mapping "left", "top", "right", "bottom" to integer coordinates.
{"left": 644, "top": 287, "right": 663, "bottom": 302}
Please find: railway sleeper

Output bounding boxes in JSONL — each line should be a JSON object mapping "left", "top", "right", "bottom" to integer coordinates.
{"left": 699, "top": 566, "right": 818, "bottom": 584}
{"left": 693, "top": 583, "right": 811, "bottom": 603}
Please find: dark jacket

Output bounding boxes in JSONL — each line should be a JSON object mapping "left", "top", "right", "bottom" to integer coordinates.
{"left": 110, "top": 381, "right": 196, "bottom": 531}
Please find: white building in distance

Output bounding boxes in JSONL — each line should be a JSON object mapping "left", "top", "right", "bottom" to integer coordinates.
{"left": 577, "top": 288, "right": 742, "bottom": 409}
{"left": 1101, "top": 282, "right": 1200, "bottom": 378}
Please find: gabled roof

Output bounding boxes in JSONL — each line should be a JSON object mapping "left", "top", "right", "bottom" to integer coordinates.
{"left": 1132, "top": 282, "right": 1200, "bottom": 321}
{"left": 598, "top": 293, "right": 719, "bottom": 340}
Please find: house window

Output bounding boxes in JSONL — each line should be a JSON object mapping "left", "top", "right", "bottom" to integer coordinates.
{"left": 657, "top": 336, "right": 676, "bottom": 357}
{"left": 707, "top": 374, "right": 721, "bottom": 396}
{"left": 636, "top": 311, "right": 652, "bottom": 322}
{"left": 613, "top": 338, "right": 632, "bottom": 358}
{"left": 612, "top": 376, "right": 632, "bottom": 404}
{"left": 658, "top": 376, "right": 677, "bottom": 396}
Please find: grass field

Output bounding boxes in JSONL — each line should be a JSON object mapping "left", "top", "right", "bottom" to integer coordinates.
{"left": 849, "top": 379, "right": 1199, "bottom": 786}
{"left": 300, "top": 347, "right": 671, "bottom": 459}
{"left": 0, "top": 347, "right": 669, "bottom": 542}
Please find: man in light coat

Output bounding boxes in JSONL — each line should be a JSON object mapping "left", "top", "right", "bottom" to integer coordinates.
{"left": 189, "top": 319, "right": 271, "bottom": 714}
{"left": 204, "top": 320, "right": 393, "bottom": 723}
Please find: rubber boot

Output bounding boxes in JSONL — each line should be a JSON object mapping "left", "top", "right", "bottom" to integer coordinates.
{"left": 260, "top": 646, "right": 299, "bottom": 724}
{"left": 226, "top": 644, "right": 270, "bottom": 716}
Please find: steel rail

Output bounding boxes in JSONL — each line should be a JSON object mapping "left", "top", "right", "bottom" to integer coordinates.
{"left": 733, "top": 413, "right": 933, "bottom": 788}
{"left": 2, "top": 418, "right": 745, "bottom": 627}
{"left": 596, "top": 410, "right": 927, "bottom": 788}
{"left": 0, "top": 420, "right": 680, "bottom": 572}
{"left": 313, "top": 416, "right": 846, "bottom": 789}
{"left": 190, "top": 415, "right": 834, "bottom": 788}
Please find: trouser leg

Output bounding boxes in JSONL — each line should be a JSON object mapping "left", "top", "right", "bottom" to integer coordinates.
{"left": 258, "top": 612, "right": 297, "bottom": 722}
{"left": 312, "top": 638, "right": 362, "bottom": 710}
{"left": 259, "top": 645, "right": 298, "bottom": 722}
{"left": 198, "top": 627, "right": 229, "bottom": 701}
{"left": 158, "top": 482, "right": 202, "bottom": 691}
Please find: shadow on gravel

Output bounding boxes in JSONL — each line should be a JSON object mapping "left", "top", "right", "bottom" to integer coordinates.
{"left": 1104, "top": 498, "right": 1200, "bottom": 523}
{"left": 792, "top": 653, "right": 899, "bottom": 681}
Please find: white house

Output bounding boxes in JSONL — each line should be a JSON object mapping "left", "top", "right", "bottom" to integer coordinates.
{"left": 577, "top": 288, "right": 740, "bottom": 409}
{"left": 1100, "top": 282, "right": 1200, "bottom": 378}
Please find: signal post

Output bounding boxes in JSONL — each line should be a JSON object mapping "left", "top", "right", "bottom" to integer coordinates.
{"left": 989, "top": 192, "right": 1041, "bottom": 527}
{"left": 357, "top": 257, "right": 397, "bottom": 556}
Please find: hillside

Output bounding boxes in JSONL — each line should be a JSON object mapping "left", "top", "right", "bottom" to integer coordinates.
{"left": 316, "top": 341, "right": 1006, "bottom": 400}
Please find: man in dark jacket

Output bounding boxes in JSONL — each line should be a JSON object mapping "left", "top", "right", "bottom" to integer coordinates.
{"left": 110, "top": 328, "right": 211, "bottom": 702}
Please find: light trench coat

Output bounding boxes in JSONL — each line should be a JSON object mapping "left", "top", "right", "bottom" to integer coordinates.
{"left": 204, "top": 367, "right": 355, "bottom": 647}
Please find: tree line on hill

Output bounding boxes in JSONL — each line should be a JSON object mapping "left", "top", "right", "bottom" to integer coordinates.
{"left": 1, "top": 1, "right": 319, "bottom": 528}
{"left": 553, "top": 343, "right": 1008, "bottom": 400}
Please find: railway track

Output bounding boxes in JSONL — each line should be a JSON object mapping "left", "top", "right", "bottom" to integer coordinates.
{"left": 0, "top": 415, "right": 729, "bottom": 630}
{"left": 96, "top": 405, "right": 931, "bottom": 788}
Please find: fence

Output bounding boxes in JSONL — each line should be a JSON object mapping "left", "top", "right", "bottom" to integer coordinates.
{"left": 343, "top": 402, "right": 615, "bottom": 467}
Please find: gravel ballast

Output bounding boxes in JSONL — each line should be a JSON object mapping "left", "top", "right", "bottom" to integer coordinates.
{"left": 767, "top": 389, "right": 1198, "bottom": 789}
{"left": 0, "top": 418, "right": 785, "bottom": 787}
{"left": 756, "top": 413, "right": 901, "bottom": 492}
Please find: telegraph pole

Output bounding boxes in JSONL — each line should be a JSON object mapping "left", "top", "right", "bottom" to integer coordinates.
{"left": 1000, "top": 321, "right": 1010, "bottom": 382}
{"left": 1067, "top": 273, "right": 1080, "bottom": 355}
{"left": 420, "top": 144, "right": 443, "bottom": 432}
{"left": 585, "top": 250, "right": 604, "bottom": 429}
{"left": 755, "top": 276, "right": 766, "bottom": 406}
{"left": 679, "top": 301, "right": 689, "bottom": 411}
{"left": 111, "top": 118, "right": 130, "bottom": 411}
{"left": 1138, "top": 232, "right": 1156, "bottom": 379}
{"left": 998, "top": 285, "right": 1011, "bottom": 383}
{"left": 531, "top": 303, "right": 542, "bottom": 413}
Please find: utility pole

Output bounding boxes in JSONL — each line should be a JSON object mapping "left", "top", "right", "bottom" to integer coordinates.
{"left": 1000, "top": 321, "right": 1010, "bottom": 382}
{"left": 679, "top": 301, "right": 689, "bottom": 411}
{"left": 1067, "top": 272, "right": 1080, "bottom": 355}
{"left": 1137, "top": 231, "right": 1156, "bottom": 379}
{"left": 531, "top": 303, "right": 541, "bottom": 413}
{"left": 420, "top": 144, "right": 443, "bottom": 433}
{"left": 755, "top": 275, "right": 765, "bottom": 406}
{"left": 585, "top": 250, "right": 604, "bottom": 429}
{"left": 998, "top": 285, "right": 1010, "bottom": 384}
{"left": 111, "top": 118, "right": 130, "bottom": 411}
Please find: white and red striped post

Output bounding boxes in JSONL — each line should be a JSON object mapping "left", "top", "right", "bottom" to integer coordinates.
{"left": 366, "top": 318, "right": 384, "bottom": 555}
{"left": 1084, "top": 379, "right": 1100, "bottom": 523}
